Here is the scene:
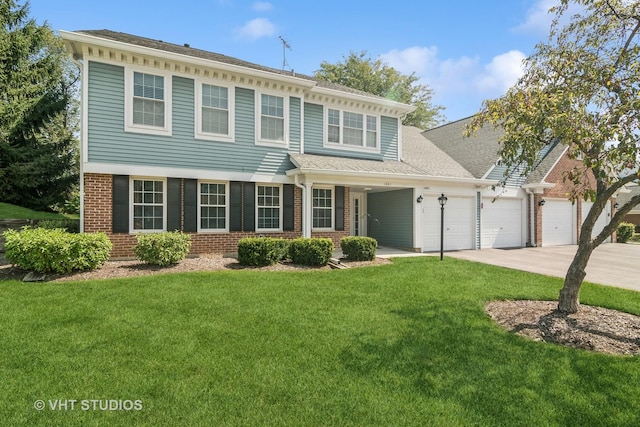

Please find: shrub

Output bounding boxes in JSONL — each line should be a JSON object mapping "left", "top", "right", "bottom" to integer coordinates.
{"left": 133, "top": 231, "right": 192, "bottom": 266}
{"left": 237, "top": 237, "right": 289, "bottom": 266}
{"left": 617, "top": 222, "right": 635, "bottom": 243}
{"left": 37, "top": 218, "right": 80, "bottom": 233}
{"left": 289, "top": 238, "right": 334, "bottom": 266}
{"left": 340, "top": 236, "right": 378, "bottom": 261}
{"left": 3, "top": 227, "right": 112, "bottom": 273}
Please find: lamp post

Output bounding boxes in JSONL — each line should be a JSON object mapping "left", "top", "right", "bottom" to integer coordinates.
{"left": 438, "top": 193, "right": 448, "bottom": 261}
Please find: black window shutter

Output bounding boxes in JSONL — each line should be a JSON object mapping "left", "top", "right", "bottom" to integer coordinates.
{"left": 283, "top": 184, "right": 294, "bottom": 231}
{"left": 229, "top": 181, "right": 243, "bottom": 232}
{"left": 183, "top": 179, "right": 198, "bottom": 232}
{"left": 167, "top": 178, "right": 182, "bottom": 231}
{"left": 243, "top": 182, "right": 256, "bottom": 232}
{"left": 335, "top": 186, "right": 345, "bottom": 231}
{"left": 112, "top": 175, "right": 129, "bottom": 233}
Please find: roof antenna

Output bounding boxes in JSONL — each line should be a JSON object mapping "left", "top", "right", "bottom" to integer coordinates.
{"left": 278, "top": 35, "right": 291, "bottom": 70}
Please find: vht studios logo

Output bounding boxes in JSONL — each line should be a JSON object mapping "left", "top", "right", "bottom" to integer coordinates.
{"left": 34, "top": 399, "right": 143, "bottom": 411}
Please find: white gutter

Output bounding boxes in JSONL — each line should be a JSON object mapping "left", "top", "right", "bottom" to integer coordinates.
{"left": 286, "top": 167, "right": 495, "bottom": 186}
{"left": 70, "top": 56, "right": 85, "bottom": 233}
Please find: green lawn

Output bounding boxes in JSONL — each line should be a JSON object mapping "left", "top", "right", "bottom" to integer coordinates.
{"left": 1, "top": 257, "right": 639, "bottom": 426}
{"left": 0, "top": 202, "right": 73, "bottom": 220}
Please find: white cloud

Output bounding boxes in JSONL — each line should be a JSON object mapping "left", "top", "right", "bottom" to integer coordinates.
{"left": 378, "top": 46, "right": 526, "bottom": 120}
{"left": 252, "top": 1, "right": 273, "bottom": 12}
{"left": 379, "top": 46, "right": 439, "bottom": 76}
{"left": 236, "top": 18, "right": 276, "bottom": 41}
{"left": 512, "top": 0, "right": 556, "bottom": 35}
{"left": 474, "top": 50, "right": 526, "bottom": 94}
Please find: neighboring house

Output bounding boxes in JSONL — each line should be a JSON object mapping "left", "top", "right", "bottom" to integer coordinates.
{"left": 61, "top": 30, "right": 613, "bottom": 258}
{"left": 616, "top": 183, "right": 640, "bottom": 231}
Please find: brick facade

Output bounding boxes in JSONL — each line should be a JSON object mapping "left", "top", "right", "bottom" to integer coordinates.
{"left": 84, "top": 173, "right": 350, "bottom": 258}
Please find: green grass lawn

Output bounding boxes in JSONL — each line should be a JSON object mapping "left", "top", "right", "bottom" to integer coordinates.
{"left": 1, "top": 257, "right": 639, "bottom": 426}
{"left": 0, "top": 202, "right": 74, "bottom": 220}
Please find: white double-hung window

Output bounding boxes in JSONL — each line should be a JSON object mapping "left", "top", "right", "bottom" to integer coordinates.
{"left": 326, "top": 108, "right": 378, "bottom": 151}
{"left": 312, "top": 187, "right": 333, "bottom": 230}
{"left": 199, "top": 182, "right": 228, "bottom": 231}
{"left": 196, "top": 81, "right": 234, "bottom": 142}
{"left": 132, "top": 178, "right": 165, "bottom": 232}
{"left": 256, "top": 185, "right": 282, "bottom": 231}
{"left": 256, "top": 92, "right": 288, "bottom": 146}
{"left": 126, "top": 69, "right": 172, "bottom": 136}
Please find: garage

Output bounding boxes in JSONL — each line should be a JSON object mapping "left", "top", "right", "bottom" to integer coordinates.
{"left": 423, "top": 195, "right": 475, "bottom": 252}
{"left": 481, "top": 197, "right": 523, "bottom": 248}
{"left": 542, "top": 199, "right": 575, "bottom": 246}
{"left": 582, "top": 201, "right": 611, "bottom": 243}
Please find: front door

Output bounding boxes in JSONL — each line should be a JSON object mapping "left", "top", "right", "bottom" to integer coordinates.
{"left": 350, "top": 192, "right": 366, "bottom": 236}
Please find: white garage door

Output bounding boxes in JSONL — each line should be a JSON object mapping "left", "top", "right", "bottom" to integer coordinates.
{"left": 423, "top": 196, "right": 475, "bottom": 252}
{"left": 582, "top": 201, "right": 611, "bottom": 243}
{"left": 542, "top": 199, "right": 574, "bottom": 246}
{"left": 481, "top": 198, "right": 523, "bottom": 248}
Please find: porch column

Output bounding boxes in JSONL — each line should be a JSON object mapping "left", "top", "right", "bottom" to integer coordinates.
{"left": 303, "top": 181, "right": 313, "bottom": 238}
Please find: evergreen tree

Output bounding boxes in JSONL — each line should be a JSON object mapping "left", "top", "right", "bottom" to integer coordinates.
{"left": 0, "top": 0, "right": 79, "bottom": 211}
{"left": 314, "top": 51, "right": 445, "bottom": 129}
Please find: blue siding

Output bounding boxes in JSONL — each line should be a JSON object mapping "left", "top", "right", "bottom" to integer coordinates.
{"left": 87, "top": 61, "right": 295, "bottom": 175}
{"left": 303, "top": 102, "right": 399, "bottom": 161}
{"left": 367, "top": 189, "right": 414, "bottom": 248}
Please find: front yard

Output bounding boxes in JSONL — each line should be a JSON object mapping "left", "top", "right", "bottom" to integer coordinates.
{"left": 1, "top": 257, "right": 639, "bottom": 426}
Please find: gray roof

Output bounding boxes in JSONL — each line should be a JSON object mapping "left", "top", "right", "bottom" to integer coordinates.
{"left": 289, "top": 152, "right": 424, "bottom": 177}
{"left": 75, "top": 29, "right": 389, "bottom": 101}
{"left": 616, "top": 183, "right": 640, "bottom": 210}
{"left": 401, "top": 126, "right": 475, "bottom": 178}
{"left": 424, "top": 116, "right": 566, "bottom": 185}
{"left": 422, "top": 116, "right": 502, "bottom": 179}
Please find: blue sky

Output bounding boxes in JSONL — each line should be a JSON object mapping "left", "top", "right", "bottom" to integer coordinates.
{"left": 28, "top": 0, "right": 559, "bottom": 124}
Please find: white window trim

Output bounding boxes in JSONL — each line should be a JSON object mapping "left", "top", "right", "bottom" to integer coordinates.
{"left": 124, "top": 67, "right": 173, "bottom": 137}
{"left": 130, "top": 176, "right": 167, "bottom": 233}
{"left": 255, "top": 90, "right": 289, "bottom": 148}
{"left": 195, "top": 79, "right": 235, "bottom": 143}
{"left": 312, "top": 185, "right": 335, "bottom": 231}
{"left": 256, "top": 184, "right": 283, "bottom": 232}
{"left": 324, "top": 107, "right": 380, "bottom": 153}
{"left": 197, "top": 180, "right": 229, "bottom": 233}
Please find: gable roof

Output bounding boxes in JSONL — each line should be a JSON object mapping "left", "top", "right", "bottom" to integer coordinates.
{"left": 423, "top": 116, "right": 567, "bottom": 186}
{"left": 66, "top": 29, "right": 412, "bottom": 111}
{"left": 422, "top": 116, "right": 502, "bottom": 179}
{"left": 401, "top": 126, "right": 475, "bottom": 179}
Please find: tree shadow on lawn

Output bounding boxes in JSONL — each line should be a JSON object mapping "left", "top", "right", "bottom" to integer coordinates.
{"left": 339, "top": 303, "right": 640, "bottom": 425}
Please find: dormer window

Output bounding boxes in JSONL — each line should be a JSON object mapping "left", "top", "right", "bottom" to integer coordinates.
{"left": 325, "top": 108, "right": 379, "bottom": 152}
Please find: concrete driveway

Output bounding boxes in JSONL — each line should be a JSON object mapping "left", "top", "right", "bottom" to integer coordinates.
{"left": 444, "top": 244, "right": 640, "bottom": 292}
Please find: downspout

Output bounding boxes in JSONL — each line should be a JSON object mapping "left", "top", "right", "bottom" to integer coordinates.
{"left": 525, "top": 188, "right": 535, "bottom": 247}
{"left": 294, "top": 174, "right": 310, "bottom": 237}
{"left": 71, "top": 57, "right": 84, "bottom": 233}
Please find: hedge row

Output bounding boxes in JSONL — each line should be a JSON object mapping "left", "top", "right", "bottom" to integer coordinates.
{"left": 3, "top": 227, "right": 112, "bottom": 273}
{"left": 237, "top": 237, "right": 335, "bottom": 267}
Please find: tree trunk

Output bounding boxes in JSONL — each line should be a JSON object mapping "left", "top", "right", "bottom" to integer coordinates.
{"left": 557, "top": 243, "right": 594, "bottom": 313}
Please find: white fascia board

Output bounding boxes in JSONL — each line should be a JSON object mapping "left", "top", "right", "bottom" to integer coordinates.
{"left": 60, "top": 30, "right": 316, "bottom": 89}
{"left": 286, "top": 167, "right": 494, "bottom": 186}
{"left": 83, "top": 162, "right": 290, "bottom": 184}
{"left": 308, "top": 85, "right": 416, "bottom": 116}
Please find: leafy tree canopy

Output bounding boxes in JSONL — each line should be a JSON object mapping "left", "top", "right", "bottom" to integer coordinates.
{"left": 314, "top": 51, "right": 445, "bottom": 129}
{"left": 0, "top": 0, "right": 79, "bottom": 212}
{"left": 467, "top": 0, "right": 640, "bottom": 313}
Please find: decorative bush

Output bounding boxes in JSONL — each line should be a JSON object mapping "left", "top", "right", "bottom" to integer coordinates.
{"left": 3, "top": 227, "right": 112, "bottom": 273}
{"left": 133, "top": 231, "right": 192, "bottom": 266}
{"left": 237, "top": 237, "right": 289, "bottom": 267}
{"left": 616, "top": 222, "right": 635, "bottom": 243}
{"left": 289, "top": 238, "right": 334, "bottom": 266}
{"left": 340, "top": 236, "right": 378, "bottom": 261}
{"left": 37, "top": 218, "right": 80, "bottom": 233}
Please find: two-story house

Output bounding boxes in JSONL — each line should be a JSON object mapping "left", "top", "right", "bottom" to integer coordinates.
{"left": 61, "top": 30, "right": 613, "bottom": 258}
